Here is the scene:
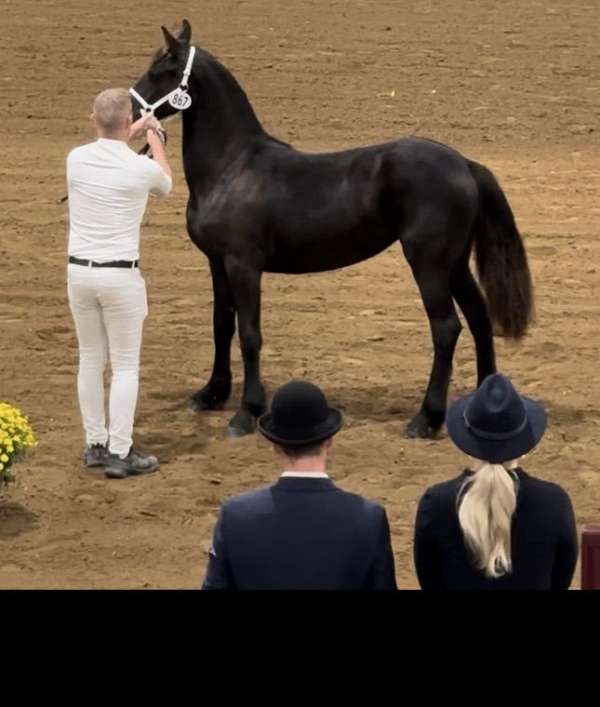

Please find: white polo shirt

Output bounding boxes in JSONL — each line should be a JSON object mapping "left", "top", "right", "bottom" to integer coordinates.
{"left": 66, "top": 138, "right": 172, "bottom": 262}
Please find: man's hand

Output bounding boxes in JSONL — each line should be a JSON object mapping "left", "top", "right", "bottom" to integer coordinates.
{"left": 128, "top": 113, "right": 156, "bottom": 142}
{"left": 146, "top": 119, "right": 167, "bottom": 145}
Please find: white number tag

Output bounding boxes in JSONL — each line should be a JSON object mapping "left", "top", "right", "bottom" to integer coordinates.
{"left": 168, "top": 89, "right": 192, "bottom": 110}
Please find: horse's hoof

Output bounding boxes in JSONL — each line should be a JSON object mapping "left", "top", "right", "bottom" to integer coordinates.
{"left": 225, "top": 425, "right": 252, "bottom": 439}
{"left": 226, "top": 409, "right": 256, "bottom": 438}
{"left": 406, "top": 421, "right": 425, "bottom": 439}
{"left": 188, "top": 397, "right": 206, "bottom": 413}
{"left": 188, "top": 379, "right": 232, "bottom": 413}
{"left": 188, "top": 397, "right": 225, "bottom": 413}
{"left": 406, "top": 414, "right": 441, "bottom": 440}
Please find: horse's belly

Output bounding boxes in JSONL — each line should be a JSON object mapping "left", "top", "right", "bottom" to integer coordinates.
{"left": 264, "top": 224, "right": 398, "bottom": 274}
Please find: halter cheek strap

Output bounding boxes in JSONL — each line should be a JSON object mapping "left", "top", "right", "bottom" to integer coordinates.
{"left": 129, "top": 45, "right": 196, "bottom": 115}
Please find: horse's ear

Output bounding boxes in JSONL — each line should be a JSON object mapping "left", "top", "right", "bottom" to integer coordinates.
{"left": 178, "top": 19, "right": 192, "bottom": 44}
{"left": 161, "top": 25, "right": 183, "bottom": 56}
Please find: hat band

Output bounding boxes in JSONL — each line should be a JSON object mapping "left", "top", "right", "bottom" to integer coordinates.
{"left": 463, "top": 408, "right": 528, "bottom": 441}
{"left": 271, "top": 417, "right": 330, "bottom": 440}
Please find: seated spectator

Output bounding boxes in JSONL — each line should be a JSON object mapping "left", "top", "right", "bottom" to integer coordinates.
{"left": 414, "top": 373, "right": 578, "bottom": 590}
{"left": 202, "top": 380, "right": 397, "bottom": 590}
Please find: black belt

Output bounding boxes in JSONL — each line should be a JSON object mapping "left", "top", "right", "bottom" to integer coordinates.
{"left": 69, "top": 256, "right": 139, "bottom": 269}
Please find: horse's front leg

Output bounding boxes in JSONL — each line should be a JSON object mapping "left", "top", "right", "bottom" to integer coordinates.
{"left": 190, "top": 257, "right": 235, "bottom": 411}
{"left": 224, "top": 256, "right": 266, "bottom": 437}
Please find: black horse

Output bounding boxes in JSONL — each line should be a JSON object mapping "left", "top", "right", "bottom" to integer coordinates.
{"left": 131, "top": 20, "right": 534, "bottom": 438}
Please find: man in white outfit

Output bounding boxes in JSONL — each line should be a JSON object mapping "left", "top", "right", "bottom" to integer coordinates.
{"left": 67, "top": 88, "right": 172, "bottom": 479}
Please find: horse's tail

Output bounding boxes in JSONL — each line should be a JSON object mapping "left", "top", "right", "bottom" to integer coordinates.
{"left": 467, "top": 159, "right": 534, "bottom": 339}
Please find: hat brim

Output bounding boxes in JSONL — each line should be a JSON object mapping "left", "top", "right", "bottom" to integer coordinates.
{"left": 446, "top": 393, "right": 547, "bottom": 464}
{"left": 257, "top": 408, "right": 343, "bottom": 447}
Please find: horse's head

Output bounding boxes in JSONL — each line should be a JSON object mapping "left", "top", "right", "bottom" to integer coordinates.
{"left": 130, "top": 20, "right": 195, "bottom": 121}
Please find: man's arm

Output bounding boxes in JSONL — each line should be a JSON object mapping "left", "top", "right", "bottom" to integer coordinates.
{"left": 202, "top": 506, "right": 235, "bottom": 590}
{"left": 147, "top": 128, "right": 172, "bottom": 180}
{"left": 413, "top": 489, "right": 442, "bottom": 590}
{"left": 366, "top": 506, "right": 398, "bottom": 590}
{"left": 144, "top": 127, "right": 172, "bottom": 198}
{"left": 551, "top": 490, "right": 578, "bottom": 590}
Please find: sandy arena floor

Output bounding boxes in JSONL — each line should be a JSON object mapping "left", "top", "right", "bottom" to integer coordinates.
{"left": 1, "top": 0, "right": 599, "bottom": 588}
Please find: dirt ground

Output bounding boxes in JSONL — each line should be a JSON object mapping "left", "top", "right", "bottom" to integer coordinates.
{"left": 1, "top": 0, "right": 599, "bottom": 588}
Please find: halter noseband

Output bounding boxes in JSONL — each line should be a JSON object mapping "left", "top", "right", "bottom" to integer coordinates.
{"left": 129, "top": 45, "right": 196, "bottom": 115}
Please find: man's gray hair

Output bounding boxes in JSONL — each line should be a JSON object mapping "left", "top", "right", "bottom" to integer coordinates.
{"left": 93, "top": 88, "right": 132, "bottom": 133}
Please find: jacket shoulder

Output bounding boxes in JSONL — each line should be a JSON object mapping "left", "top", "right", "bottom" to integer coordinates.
{"left": 222, "top": 483, "right": 385, "bottom": 520}
{"left": 420, "top": 475, "right": 465, "bottom": 503}
{"left": 420, "top": 471, "right": 573, "bottom": 513}
{"left": 221, "top": 486, "right": 274, "bottom": 513}
{"left": 334, "top": 487, "right": 385, "bottom": 514}
{"left": 518, "top": 472, "right": 573, "bottom": 505}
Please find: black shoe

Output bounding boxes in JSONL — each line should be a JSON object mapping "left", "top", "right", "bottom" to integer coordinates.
{"left": 104, "top": 447, "right": 160, "bottom": 479}
{"left": 84, "top": 443, "right": 108, "bottom": 468}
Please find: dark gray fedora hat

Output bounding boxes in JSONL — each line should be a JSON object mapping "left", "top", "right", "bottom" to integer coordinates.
{"left": 446, "top": 373, "right": 547, "bottom": 463}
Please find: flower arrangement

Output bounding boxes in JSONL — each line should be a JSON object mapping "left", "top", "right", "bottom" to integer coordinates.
{"left": 0, "top": 402, "right": 37, "bottom": 485}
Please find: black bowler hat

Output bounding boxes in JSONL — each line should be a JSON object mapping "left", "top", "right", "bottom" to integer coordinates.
{"left": 257, "top": 380, "right": 343, "bottom": 446}
{"left": 446, "top": 373, "right": 547, "bottom": 463}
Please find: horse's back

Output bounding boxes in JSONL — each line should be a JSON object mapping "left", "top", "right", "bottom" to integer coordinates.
{"left": 261, "top": 136, "right": 478, "bottom": 219}
{"left": 187, "top": 135, "right": 478, "bottom": 273}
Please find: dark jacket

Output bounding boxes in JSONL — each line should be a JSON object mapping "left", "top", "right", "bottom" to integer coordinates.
{"left": 202, "top": 477, "right": 397, "bottom": 590}
{"left": 414, "top": 468, "right": 578, "bottom": 590}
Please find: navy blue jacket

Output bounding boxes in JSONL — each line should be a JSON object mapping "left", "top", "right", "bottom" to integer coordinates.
{"left": 414, "top": 468, "right": 578, "bottom": 590}
{"left": 202, "top": 477, "right": 397, "bottom": 590}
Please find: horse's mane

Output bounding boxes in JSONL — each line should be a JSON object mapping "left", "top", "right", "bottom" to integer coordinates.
{"left": 146, "top": 43, "right": 291, "bottom": 147}
{"left": 196, "top": 49, "right": 292, "bottom": 147}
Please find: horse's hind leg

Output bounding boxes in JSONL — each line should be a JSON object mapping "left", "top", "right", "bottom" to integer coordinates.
{"left": 450, "top": 259, "right": 496, "bottom": 386}
{"left": 190, "top": 257, "right": 235, "bottom": 411}
{"left": 402, "top": 241, "right": 463, "bottom": 438}
{"left": 223, "top": 256, "right": 267, "bottom": 437}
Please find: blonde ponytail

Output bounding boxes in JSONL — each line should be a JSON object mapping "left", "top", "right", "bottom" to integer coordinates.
{"left": 457, "top": 460, "right": 519, "bottom": 578}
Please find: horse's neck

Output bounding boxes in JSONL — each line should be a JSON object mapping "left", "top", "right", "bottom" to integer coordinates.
{"left": 181, "top": 116, "right": 252, "bottom": 193}
{"left": 181, "top": 60, "right": 264, "bottom": 193}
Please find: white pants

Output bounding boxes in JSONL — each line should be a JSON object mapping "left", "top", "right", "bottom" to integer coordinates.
{"left": 67, "top": 263, "right": 148, "bottom": 457}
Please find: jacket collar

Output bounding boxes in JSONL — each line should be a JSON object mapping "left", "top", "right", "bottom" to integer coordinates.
{"left": 281, "top": 471, "right": 329, "bottom": 479}
{"left": 273, "top": 477, "right": 337, "bottom": 492}
{"left": 462, "top": 466, "right": 529, "bottom": 481}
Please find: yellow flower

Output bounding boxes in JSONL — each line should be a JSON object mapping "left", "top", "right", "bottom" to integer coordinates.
{"left": 0, "top": 402, "right": 36, "bottom": 479}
